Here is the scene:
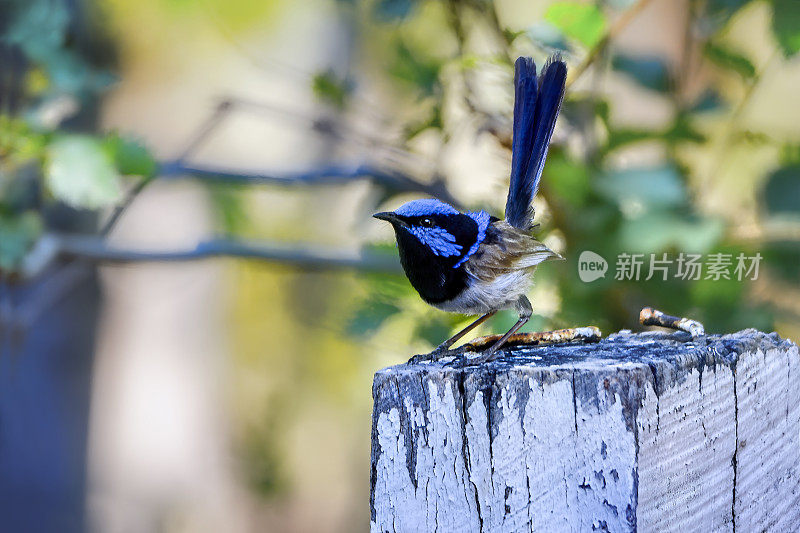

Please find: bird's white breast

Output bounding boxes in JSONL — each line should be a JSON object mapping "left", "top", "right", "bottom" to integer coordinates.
{"left": 433, "top": 270, "right": 533, "bottom": 315}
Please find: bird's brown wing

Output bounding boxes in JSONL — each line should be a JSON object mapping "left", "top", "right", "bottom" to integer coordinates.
{"left": 465, "top": 220, "right": 561, "bottom": 282}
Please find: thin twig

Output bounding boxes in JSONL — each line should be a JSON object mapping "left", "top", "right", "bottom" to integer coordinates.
{"left": 453, "top": 0, "right": 516, "bottom": 145}
{"left": 55, "top": 234, "right": 403, "bottom": 273}
{"left": 178, "top": 99, "right": 234, "bottom": 161}
{"left": 640, "top": 307, "right": 705, "bottom": 337}
{"left": 485, "top": 0, "right": 514, "bottom": 57}
{"left": 721, "top": 49, "right": 779, "bottom": 140}
{"left": 196, "top": 2, "right": 393, "bottom": 122}
{"left": 100, "top": 92, "right": 458, "bottom": 237}
{"left": 567, "top": 0, "right": 657, "bottom": 88}
{"left": 99, "top": 178, "right": 149, "bottom": 237}
{"left": 198, "top": 96, "right": 423, "bottom": 164}
{"left": 678, "top": 0, "right": 698, "bottom": 108}
{"left": 707, "top": 48, "right": 779, "bottom": 185}
{"left": 97, "top": 99, "right": 237, "bottom": 238}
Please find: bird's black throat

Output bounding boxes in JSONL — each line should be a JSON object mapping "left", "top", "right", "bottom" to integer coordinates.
{"left": 394, "top": 226, "right": 469, "bottom": 305}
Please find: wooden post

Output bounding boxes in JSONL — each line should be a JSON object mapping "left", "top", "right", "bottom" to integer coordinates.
{"left": 370, "top": 330, "right": 800, "bottom": 532}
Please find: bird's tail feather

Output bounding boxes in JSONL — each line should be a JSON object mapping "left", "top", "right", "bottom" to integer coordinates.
{"left": 505, "top": 54, "right": 567, "bottom": 230}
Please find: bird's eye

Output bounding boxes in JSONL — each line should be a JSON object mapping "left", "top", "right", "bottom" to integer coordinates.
{"left": 420, "top": 218, "right": 434, "bottom": 227}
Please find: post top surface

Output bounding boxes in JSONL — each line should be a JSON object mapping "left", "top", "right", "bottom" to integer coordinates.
{"left": 376, "top": 329, "right": 794, "bottom": 380}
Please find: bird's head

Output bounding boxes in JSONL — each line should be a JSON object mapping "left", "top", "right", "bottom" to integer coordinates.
{"left": 373, "top": 199, "right": 492, "bottom": 269}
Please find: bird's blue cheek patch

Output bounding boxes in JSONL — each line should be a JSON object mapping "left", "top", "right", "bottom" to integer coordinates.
{"left": 408, "top": 226, "right": 463, "bottom": 257}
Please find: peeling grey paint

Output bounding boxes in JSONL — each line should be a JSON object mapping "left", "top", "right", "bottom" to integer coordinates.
{"left": 370, "top": 330, "right": 800, "bottom": 532}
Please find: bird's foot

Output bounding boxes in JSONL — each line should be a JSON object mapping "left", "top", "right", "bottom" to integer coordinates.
{"left": 409, "top": 327, "right": 603, "bottom": 366}
{"left": 450, "top": 348, "right": 499, "bottom": 368}
{"left": 406, "top": 345, "right": 458, "bottom": 365}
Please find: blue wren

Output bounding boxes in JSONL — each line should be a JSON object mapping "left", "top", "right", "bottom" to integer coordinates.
{"left": 373, "top": 55, "right": 567, "bottom": 364}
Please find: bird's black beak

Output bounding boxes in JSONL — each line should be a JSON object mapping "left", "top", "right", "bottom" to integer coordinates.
{"left": 373, "top": 212, "right": 406, "bottom": 228}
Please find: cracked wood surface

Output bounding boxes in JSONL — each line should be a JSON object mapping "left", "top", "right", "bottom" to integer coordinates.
{"left": 369, "top": 329, "right": 800, "bottom": 532}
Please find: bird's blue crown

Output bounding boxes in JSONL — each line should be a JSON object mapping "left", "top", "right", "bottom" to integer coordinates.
{"left": 394, "top": 199, "right": 461, "bottom": 217}
{"left": 390, "top": 199, "right": 491, "bottom": 267}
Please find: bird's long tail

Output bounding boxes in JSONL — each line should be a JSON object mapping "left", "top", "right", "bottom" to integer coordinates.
{"left": 504, "top": 55, "right": 567, "bottom": 230}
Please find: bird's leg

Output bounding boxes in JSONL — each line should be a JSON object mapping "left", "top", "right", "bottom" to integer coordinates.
{"left": 438, "top": 311, "right": 497, "bottom": 352}
{"left": 466, "top": 296, "right": 531, "bottom": 365}
{"left": 407, "top": 311, "right": 496, "bottom": 364}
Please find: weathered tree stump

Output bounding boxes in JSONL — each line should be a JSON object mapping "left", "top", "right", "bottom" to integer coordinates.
{"left": 370, "top": 329, "right": 800, "bottom": 532}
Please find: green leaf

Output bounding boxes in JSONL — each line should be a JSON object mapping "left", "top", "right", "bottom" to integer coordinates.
{"left": 404, "top": 103, "right": 442, "bottom": 139}
{"left": 703, "top": 42, "right": 756, "bottom": 78}
{"left": 543, "top": 153, "right": 590, "bottom": 207}
{"left": 0, "top": 116, "right": 48, "bottom": 167}
{"left": 664, "top": 115, "right": 706, "bottom": 145}
{"left": 373, "top": 0, "right": 417, "bottom": 21}
{"left": 527, "top": 22, "right": 570, "bottom": 52}
{"left": 104, "top": 133, "right": 158, "bottom": 179}
{"left": 362, "top": 268, "right": 413, "bottom": 298}
{"left": 763, "top": 164, "right": 800, "bottom": 217}
{"left": 0, "top": 211, "right": 43, "bottom": 272}
{"left": 606, "top": 113, "right": 706, "bottom": 153}
{"left": 779, "top": 144, "right": 800, "bottom": 165}
{"left": 311, "top": 71, "right": 353, "bottom": 110}
{"left": 771, "top": 0, "right": 800, "bottom": 57}
{"left": 732, "top": 130, "right": 772, "bottom": 145}
{"left": 5, "top": 0, "right": 113, "bottom": 96}
{"left": 208, "top": 184, "right": 249, "bottom": 233}
{"left": 595, "top": 166, "right": 687, "bottom": 209}
{"left": 346, "top": 299, "right": 401, "bottom": 337}
{"left": 545, "top": 2, "right": 607, "bottom": 49}
{"left": 413, "top": 314, "right": 459, "bottom": 346}
{"left": 763, "top": 241, "right": 800, "bottom": 282}
{"left": 389, "top": 40, "right": 442, "bottom": 96}
{"left": 45, "top": 135, "right": 123, "bottom": 209}
{"left": 618, "top": 211, "right": 724, "bottom": 253}
{"left": 603, "top": 114, "right": 706, "bottom": 154}
{"left": 606, "top": 128, "right": 659, "bottom": 152}
{"left": 612, "top": 54, "right": 670, "bottom": 92}
{"left": 690, "top": 89, "right": 726, "bottom": 113}
{"left": 4, "top": 0, "right": 70, "bottom": 61}
{"left": 704, "top": 0, "right": 752, "bottom": 24}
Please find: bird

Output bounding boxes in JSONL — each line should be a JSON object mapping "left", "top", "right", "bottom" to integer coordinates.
{"left": 373, "top": 55, "right": 567, "bottom": 364}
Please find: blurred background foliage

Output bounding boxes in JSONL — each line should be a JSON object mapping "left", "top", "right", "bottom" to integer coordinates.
{"left": 2, "top": 0, "right": 800, "bottom": 530}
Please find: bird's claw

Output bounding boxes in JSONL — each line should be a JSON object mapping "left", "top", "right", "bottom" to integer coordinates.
{"left": 408, "top": 327, "right": 602, "bottom": 366}
{"left": 407, "top": 345, "right": 457, "bottom": 364}
{"left": 406, "top": 352, "right": 432, "bottom": 364}
{"left": 451, "top": 349, "right": 500, "bottom": 368}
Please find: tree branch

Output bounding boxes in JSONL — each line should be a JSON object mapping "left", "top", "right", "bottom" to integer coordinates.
{"left": 100, "top": 177, "right": 149, "bottom": 236}
{"left": 567, "top": 0, "right": 656, "bottom": 88}
{"left": 158, "top": 160, "right": 463, "bottom": 208}
{"left": 55, "top": 234, "right": 403, "bottom": 273}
